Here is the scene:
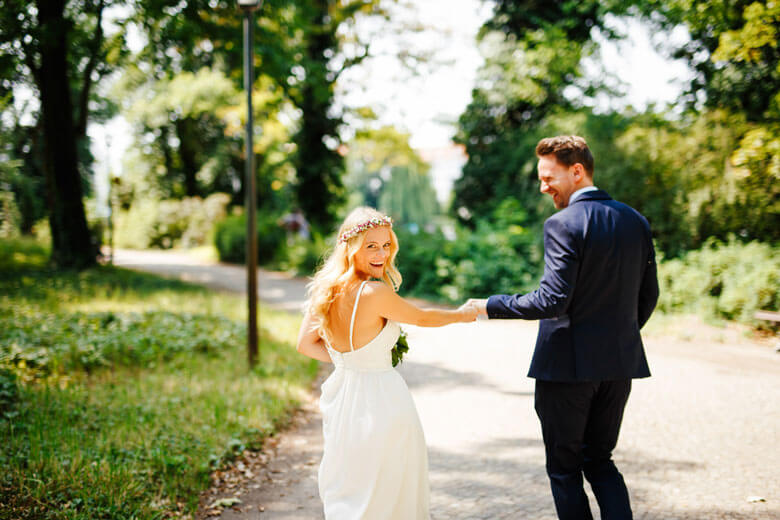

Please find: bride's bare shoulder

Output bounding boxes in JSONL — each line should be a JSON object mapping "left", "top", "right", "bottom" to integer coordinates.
{"left": 361, "top": 281, "right": 393, "bottom": 301}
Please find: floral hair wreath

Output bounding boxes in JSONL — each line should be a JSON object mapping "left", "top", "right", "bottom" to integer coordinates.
{"left": 338, "top": 215, "right": 394, "bottom": 244}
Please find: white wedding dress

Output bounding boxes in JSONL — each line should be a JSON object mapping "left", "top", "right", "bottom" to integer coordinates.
{"left": 318, "top": 280, "right": 430, "bottom": 519}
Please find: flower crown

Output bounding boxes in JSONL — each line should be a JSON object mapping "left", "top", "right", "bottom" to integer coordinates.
{"left": 338, "top": 215, "right": 393, "bottom": 244}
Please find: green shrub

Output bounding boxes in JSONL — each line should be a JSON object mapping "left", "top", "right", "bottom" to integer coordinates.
{"left": 394, "top": 212, "right": 543, "bottom": 304}
{"left": 114, "top": 193, "right": 230, "bottom": 249}
{"left": 395, "top": 228, "right": 451, "bottom": 299}
{"left": 213, "top": 211, "right": 286, "bottom": 265}
{"left": 214, "top": 213, "right": 246, "bottom": 263}
{"left": 658, "top": 238, "right": 779, "bottom": 326}
{"left": 0, "top": 236, "right": 50, "bottom": 269}
{"left": 276, "top": 234, "right": 328, "bottom": 275}
{"left": 0, "top": 189, "right": 21, "bottom": 239}
{"left": 1, "top": 310, "right": 240, "bottom": 377}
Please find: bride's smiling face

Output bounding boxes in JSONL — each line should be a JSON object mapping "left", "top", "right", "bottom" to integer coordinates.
{"left": 354, "top": 227, "right": 392, "bottom": 279}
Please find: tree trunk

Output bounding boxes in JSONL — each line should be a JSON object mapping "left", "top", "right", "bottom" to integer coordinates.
{"left": 294, "top": 0, "right": 344, "bottom": 233}
{"left": 175, "top": 117, "right": 200, "bottom": 197}
{"left": 37, "top": 0, "right": 96, "bottom": 269}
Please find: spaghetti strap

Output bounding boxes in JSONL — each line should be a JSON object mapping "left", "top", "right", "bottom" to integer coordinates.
{"left": 349, "top": 280, "right": 369, "bottom": 352}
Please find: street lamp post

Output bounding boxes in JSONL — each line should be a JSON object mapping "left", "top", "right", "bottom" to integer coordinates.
{"left": 238, "top": 0, "right": 262, "bottom": 368}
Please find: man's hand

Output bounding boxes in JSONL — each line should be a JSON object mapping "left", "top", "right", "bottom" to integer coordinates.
{"left": 466, "top": 298, "right": 488, "bottom": 316}
{"left": 456, "top": 301, "right": 479, "bottom": 322}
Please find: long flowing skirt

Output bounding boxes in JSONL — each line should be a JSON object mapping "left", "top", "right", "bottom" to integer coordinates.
{"left": 318, "top": 367, "right": 430, "bottom": 519}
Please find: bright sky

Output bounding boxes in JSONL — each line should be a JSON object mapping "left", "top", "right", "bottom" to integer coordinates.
{"left": 88, "top": 2, "right": 695, "bottom": 212}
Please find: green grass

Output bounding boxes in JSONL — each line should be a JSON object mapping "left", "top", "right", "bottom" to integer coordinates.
{"left": 0, "top": 237, "right": 317, "bottom": 519}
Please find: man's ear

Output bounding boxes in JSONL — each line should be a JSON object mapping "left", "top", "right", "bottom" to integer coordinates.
{"left": 570, "top": 163, "right": 586, "bottom": 182}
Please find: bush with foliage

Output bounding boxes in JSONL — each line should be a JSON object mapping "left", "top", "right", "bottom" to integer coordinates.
{"left": 114, "top": 193, "right": 230, "bottom": 249}
{"left": 657, "top": 238, "right": 779, "bottom": 326}
{"left": 395, "top": 201, "right": 544, "bottom": 303}
{"left": 0, "top": 190, "right": 21, "bottom": 239}
{"left": 213, "top": 211, "right": 287, "bottom": 265}
{"left": 1, "top": 310, "right": 240, "bottom": 378}
{"left": 275, "top": 234, "right": 328, "bottom": 275}
{"left": 397, "top": 214, "right": 777, "bottom": 332}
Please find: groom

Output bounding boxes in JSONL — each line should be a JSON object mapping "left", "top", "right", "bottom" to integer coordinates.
{"left": 469, "top": 135, "right": 659, "bottom": 519}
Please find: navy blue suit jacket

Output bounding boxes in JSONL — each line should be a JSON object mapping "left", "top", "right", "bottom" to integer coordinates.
{"left": 487, "top": 190, "right": 659, "bottom": 382}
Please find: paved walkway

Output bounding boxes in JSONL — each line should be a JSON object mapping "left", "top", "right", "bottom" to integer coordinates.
{"left": 114, "top": 249, "right": 780, "bottom": 519}
{"left": 112, "top": 248, "right": 308, "bottom": 312}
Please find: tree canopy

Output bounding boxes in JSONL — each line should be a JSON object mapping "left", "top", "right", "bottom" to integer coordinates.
{"left": 453, "top": 0, "right": 779, "bottom": 255}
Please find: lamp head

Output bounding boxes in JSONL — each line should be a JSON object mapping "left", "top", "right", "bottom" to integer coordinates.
{"left": 237, "top": 0, "right": 262, "bottom": 11}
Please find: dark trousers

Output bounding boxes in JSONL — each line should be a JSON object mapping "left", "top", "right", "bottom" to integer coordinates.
{"left": 534, "top": 379, "right": 633, "bottom": 520}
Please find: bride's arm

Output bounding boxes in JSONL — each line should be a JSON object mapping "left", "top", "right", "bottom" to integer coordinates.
{"left": 364, "top": 282, "right": 477, "bottom": 327}
{"left": 296, "top": 311, "right": 333, "bottom": 363}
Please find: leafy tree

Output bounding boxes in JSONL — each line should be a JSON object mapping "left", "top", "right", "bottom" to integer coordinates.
{"left": 122, "top": 68, "right": 236, "bottom": 197}
{"left": 455, "top": 0, "right": 779, "bottom": 255}
{"left": 120, "top": 0, "right": 292, "bottom": 209}
{"left": 0, "top": 0, "right": 127, "bottom": 267}
{"left": 453, "top": 25, "right": 588, "bottom": 224}
{"left": 378, "top": 165, "right": 439, "bottom": 229}
{"left": 123, "top": 0, "right": 389, "bottom": 233}
{"left": 288, "top": 0, "right": 346, "bottom": 233}
{"left": 627, "top": 0, "right": 779, "bottom": 243}
{"left": 710, "top": 1, "right": 780, "bottom": 242}
{"left": 284, "top": 0, "right": 389, "bottom": 232}
{"left": 0, "top": 100, "right": 23, "bottom": 237}
{"left": 485, "top": 0, "right": 630, "bottom": 41}
{"left": 0, "top": 96, "right": 47, "bottom": 234}
{"left": 642, "top": 0, "right": 778, "bottom": 121}
{"left": 451, "top": 0, "right": 636, "bottom": 223}
{"left": 345, "top": 126, "right": 438, "bottom": 227}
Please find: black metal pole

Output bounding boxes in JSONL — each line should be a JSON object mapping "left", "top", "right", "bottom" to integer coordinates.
{"left": 244, "top": 9, "right": 258, "bottom": 368}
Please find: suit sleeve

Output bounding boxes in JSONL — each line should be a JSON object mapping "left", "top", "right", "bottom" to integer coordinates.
{"left": 638, "top": 235, "right": 659, "bottom": 329}
{"left": 486, "top": 217, "right": 579, "bottom": 320}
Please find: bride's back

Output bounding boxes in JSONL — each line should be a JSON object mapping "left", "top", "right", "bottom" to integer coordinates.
{"left": 327, "top": 282, "right": 386, "bottom": 353}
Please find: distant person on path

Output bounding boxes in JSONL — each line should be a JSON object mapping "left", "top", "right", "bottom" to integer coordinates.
{"left": 468, "top": 136, "right": 659, "bottom": 519}
{"left": 280, "top": 207, "right": 310, "bottom": 241}
{"left": 296, "top": 206, "right": 478, "bottom": 519}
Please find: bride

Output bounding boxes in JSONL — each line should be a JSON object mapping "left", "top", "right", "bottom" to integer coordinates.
{"left": 296, "top": 207, "right": 478, "bottom": 519}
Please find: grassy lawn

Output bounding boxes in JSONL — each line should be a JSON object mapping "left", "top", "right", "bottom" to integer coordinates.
{"left": 0, "top": 238, "right": 317, "bottom": 519}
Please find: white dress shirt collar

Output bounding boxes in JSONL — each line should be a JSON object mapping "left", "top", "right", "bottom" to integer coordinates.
{"left": 568, "top": 185, "right": 598, "bottom": 205}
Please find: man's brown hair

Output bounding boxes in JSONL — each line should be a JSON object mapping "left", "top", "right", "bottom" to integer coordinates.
{"left": 535, "top": 135, "right": 594, "bottom": 177}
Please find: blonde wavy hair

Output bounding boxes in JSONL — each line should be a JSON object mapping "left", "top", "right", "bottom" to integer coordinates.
{"left": 306, "top": 207, "right": 402, "bottom": 343}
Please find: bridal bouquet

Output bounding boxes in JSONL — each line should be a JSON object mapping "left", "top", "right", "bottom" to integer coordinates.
{"left": 391, "top": 328, "right": 409, "bottom": 367}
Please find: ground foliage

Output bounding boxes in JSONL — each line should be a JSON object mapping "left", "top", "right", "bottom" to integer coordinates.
{"left": 0, "top": 238, "right": 317, "bottom": 519}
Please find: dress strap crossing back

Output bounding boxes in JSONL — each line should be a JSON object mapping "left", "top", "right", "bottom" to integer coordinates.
{"left": 348, "top": 280, "right": 369, "bottom": 352}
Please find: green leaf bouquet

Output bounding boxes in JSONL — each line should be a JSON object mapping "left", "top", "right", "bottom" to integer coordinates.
{"left": 391, "top": 328, "right": 409, "bottom": 367}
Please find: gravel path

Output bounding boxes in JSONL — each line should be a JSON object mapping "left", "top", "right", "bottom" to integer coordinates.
{"left": 114, "top": 249, "right": 780, "bottom": 519}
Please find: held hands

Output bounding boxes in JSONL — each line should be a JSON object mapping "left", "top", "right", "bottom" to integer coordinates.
{"left": 465, "top": 298, "right": 488, "bottom": 317}
{"left": 457, "top": 301, "right": 479, "bottom": 322}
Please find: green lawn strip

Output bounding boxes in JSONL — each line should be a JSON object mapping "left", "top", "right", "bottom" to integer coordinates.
{"left": 0, "top": 238, "right": 317, "bottom": 519}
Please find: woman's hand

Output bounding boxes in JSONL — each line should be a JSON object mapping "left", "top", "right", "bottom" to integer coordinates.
{"left": 296, "top": 310, "right": 333, "bottom": 363}
{"left": 457, "top": 301, "right": 479, "bottom": 322}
